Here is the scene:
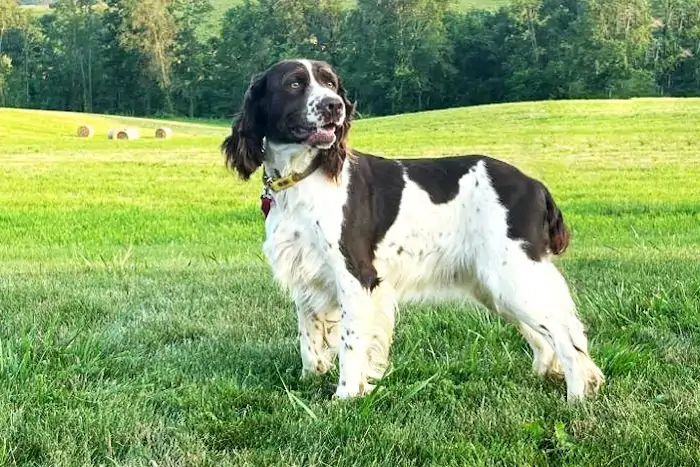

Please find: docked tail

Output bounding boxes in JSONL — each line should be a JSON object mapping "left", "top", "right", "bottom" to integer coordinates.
{"left": 543, "top": 186, "right": 570, "bottom": 255}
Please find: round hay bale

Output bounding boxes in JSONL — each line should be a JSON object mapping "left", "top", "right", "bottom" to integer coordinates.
{"left": 77, "top": 125, "right": 94, "bottom": 138}
{"left": 155, "top": 127, "right": 173, "bottom": 139}
{"left": 116, "top": 128, "right": 140, "bottom": 140}
{"left": 107, "top": 128, "right": 116, "bottom": 140}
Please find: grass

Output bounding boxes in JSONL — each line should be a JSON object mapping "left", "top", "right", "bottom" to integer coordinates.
{"left": 1, "top": 97, "right": 700, "bottom": 466}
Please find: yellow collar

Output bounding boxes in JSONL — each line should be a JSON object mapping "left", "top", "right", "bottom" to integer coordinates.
{"left": 266, "top": 172, "right": 307, "bottom": 192}
{"left": 263, "top": 159, "right": 321, "bottom": 193}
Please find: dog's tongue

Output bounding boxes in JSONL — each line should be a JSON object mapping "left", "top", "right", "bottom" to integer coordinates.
{"left": 305, "top": 127, "right": 336, "bottom": 145}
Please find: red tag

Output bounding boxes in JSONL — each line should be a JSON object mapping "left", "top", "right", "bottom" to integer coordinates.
{"left": 261, "top": 196, "right": 273, "bottom": 218}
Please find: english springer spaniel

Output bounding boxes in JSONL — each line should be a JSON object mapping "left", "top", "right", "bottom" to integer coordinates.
{"left": 222, "top": 59, "right": 605, "bottom": 402}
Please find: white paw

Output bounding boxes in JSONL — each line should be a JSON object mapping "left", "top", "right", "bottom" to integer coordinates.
{"left": 566, "top": 356, "right": 605, "bottom": 402}
{"left": 583, "top": 361, "right": 605, "bottom": 395}
{"left": 333, "top": 383, "right": 360, "bottom": 400}
{"left": 332, "top": 381, "right": 375, "bottom": 400}
{"left": 546, "top": 358, "right": 566, "bottom": 380}
{"left": 300, "top": 356, "right": 334, "bottom": 379}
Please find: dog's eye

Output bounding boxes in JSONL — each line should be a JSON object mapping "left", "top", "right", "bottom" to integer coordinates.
{"left": 325, "top": 81, "right": 335, "bottom": 88}
{"left": 290, "top": 81, "right": 301, "bottom": 89}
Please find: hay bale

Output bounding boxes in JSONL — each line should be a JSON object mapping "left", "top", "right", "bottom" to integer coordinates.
{"left": 107, "top": 128, "right": 116, "bottom": 140}
{"left": 116, "top": 128, "right": 140, "bottom": 140}
{"left": 155, "top": 127, "right": 173, "bottom": 139}
{"left": 77, "top": 125, "right": 94, "bottom": 138}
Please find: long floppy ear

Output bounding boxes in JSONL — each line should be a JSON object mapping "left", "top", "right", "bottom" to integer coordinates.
{"left": 221, "top": 72, "right": 267, "bottom": 181}
{"left": 320, "top": 74, "right": 356, "bottom": 180}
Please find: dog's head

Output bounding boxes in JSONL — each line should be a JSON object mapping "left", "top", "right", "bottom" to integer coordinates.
{"left": 222, "top": 59, "right": 356, "bottom": 180}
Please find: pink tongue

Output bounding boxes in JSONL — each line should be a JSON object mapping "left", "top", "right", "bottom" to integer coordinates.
{"left": 306, "top": 128, "right": 335, "bottom": 145}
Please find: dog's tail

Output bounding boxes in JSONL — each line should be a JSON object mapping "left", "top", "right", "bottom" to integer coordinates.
{"left": 543, "top": 185, "right": 570, "bottom": 256}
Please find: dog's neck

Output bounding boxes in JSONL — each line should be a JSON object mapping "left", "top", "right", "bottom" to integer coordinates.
{"left": 263, "top": 140, "right": 319, "bottom": 179}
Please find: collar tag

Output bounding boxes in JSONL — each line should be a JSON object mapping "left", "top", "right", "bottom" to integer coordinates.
{"left": 258, "top": 159, "right": 320, "bottom": 218}
{"left": 260, "top": 181, "right": 274, "bottom": 219}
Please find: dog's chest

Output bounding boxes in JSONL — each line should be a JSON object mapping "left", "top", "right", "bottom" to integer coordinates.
{"left": 261, "top": 184, "right": 346, "bottom": 291}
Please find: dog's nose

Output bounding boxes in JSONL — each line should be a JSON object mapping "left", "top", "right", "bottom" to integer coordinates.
{"left": 320, "top": 96, "right": 344, "bottom": 116}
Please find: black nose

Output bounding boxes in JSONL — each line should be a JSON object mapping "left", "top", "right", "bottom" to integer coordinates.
{"left": 319, "top": 96, "right": 344, "bottom": 118}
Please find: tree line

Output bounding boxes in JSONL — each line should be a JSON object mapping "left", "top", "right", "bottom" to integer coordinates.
{"left": 0, "top": 0, "right": 699, "bottom": 120}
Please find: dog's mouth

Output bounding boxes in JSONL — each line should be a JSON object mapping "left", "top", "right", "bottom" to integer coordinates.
{"left": 300, "top": 123, "right": 338, "bottom": 147}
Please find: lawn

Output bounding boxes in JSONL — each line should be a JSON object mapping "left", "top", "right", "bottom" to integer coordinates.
{"left": 1, "top": 98, "right": 699, "bottom": 466}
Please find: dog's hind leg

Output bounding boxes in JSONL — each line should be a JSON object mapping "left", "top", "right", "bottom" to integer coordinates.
{"left": 365, "top": 283, "right": 397, "bottom": 382}
{"left": 479, "top": 254, "right": 604, "bottom": 402}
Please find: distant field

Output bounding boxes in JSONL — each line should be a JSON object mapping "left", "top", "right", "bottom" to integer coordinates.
{"left": 205, "top": 0, "right": 511, "bottom": 34}
{"left": 1, "top": 98, "right": 699, "bottom": 466}
{"left": 18, "top": 3, "right": 51, "bottom": 17}
{"left": 20, "top": 0, "right": 512, "bottom": 36}
{"left": 457, "top": 0, "right": 511, "bottom": 8}
{"left": 209, "top": 0, "right": 510, "bottom": 14}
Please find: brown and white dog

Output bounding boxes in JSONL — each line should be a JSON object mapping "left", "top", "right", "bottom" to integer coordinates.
{"left": 222, "top": 58, "right": 605, "bottom": 402}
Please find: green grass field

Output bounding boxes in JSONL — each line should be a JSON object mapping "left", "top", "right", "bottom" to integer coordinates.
{"left": 1, "top": 98, "right": 699, "bottom": 466}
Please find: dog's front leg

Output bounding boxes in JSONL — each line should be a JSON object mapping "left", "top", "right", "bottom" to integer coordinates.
{"left": 296, "top": 302, "right": 326, "bottom": 377}
{"left": 294, "top": 297, "right": 340, "bottom": 377}
{"left": 333, "top": 278, "right": 376, "bottom": 400}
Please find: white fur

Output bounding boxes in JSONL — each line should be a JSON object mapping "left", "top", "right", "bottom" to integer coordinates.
{"left": 299, "top": 59, "right": 345, "bottom": 149}
{"left": 260, "top": 143, "right": 604, "bottom": 403}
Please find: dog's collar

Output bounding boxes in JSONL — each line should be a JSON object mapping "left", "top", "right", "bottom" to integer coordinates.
{"left": 262, "top": 158, "right": 321, "bottom": 193}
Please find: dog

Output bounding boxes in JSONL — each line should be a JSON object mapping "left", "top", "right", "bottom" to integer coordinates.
{"left": 221, "top": 58, "right": 605, "bottom": 402}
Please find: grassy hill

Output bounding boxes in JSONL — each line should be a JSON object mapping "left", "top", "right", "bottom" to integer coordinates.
{"left": 206, "top": 0, "right": 511, "bottom": 33}
{"left": 208, "top": 0, "right": 510, "bottom": 13}
{"left": 20, "top": 0, "right": 511, "bottom": 36}
{"left": 1, "top": 98, "right": 699, "bottom": 465}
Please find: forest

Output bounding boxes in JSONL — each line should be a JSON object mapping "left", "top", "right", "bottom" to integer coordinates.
{"left": 0, "top": 0, "right": 698, "bottom": 119}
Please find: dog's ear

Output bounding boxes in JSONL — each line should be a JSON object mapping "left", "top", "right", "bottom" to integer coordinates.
{"left": 336, "top": 75, "right": 355, "bottom": 144}
{"left": 222, "top": 72, "right": 267, "bottom": 181}
{"left": 320, "top": 74, "right": 356, "bottom": 180}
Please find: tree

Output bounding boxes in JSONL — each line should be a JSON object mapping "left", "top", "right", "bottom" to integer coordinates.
{"left": 212, "top": 0, "right": 345, "bottom": 117}
{"left": 586, "top": 0, "right": 654, "bottom": 97}
{"left": 3, "top": 0, "right": 700, "bottom": 119}
{"left": 445, "top": 9, "right": 512, "bottom": 107}
{"left": 0, "top": 0, "right": 24, "bottom": 104}
{"left": 0, "top": 0, "right": 23, "bottom": 55}
{"left": 39, "top": 0, "right": 103, "bottom": 112}
{"left": 650, "top": 0, "right": 700, "bottom": 94}
{"left": 341, "top": 0, "right": 454, "bottom": 115}
{"left": 116, "top": 0, "right": 179, "bottom": 113}
{"left": 170, "top": 0, "right": 213, "bottom": 117}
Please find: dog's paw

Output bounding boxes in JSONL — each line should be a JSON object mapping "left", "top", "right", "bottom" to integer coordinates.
{"left": 300, "top": 358, "right": 334, "bottom": 379}
{"left": 332, "top": 381, "right": 375, "bottom": 401}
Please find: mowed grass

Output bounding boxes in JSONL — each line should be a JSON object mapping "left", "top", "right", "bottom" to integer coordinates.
{"left": 1, "top": 98, "right": 700, "bottom": 466}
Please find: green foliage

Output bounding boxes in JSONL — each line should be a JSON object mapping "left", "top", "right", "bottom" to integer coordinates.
{"left": 0, "top": 53, "right": 11, "bottom": 103}
{"left": 1, "top": 99, "right": 700, "bottom": 464}
{"left": 117, "top": 0, "right": 177, "bottom": 89}
{"left": 341, "top": 0, "right": 456, "bottom": 114}
{"left": 0, "top": 0, "right": 23, "bottom": 104}
{"left": 2, "top": 0, "right": 700, "bottom": 118}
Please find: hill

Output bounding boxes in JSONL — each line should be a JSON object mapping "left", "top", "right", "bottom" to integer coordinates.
{"left": 205, "top": 0, "right": 511, "bottom": 33}
{"left": 1, "top": 98, "right": 699, "bottom": 465}
{"left": 208, "top": 0, "right": 509, "bottom": 12}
